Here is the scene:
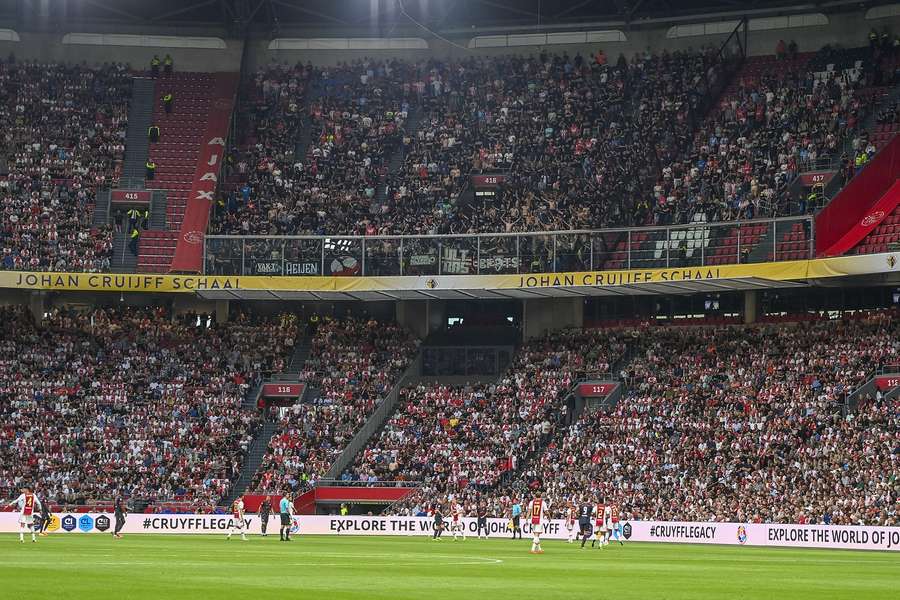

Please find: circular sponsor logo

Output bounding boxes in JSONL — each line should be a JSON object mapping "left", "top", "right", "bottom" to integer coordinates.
{"left": 183, "top": 230, "right": 203, "bottom": 245}
{"left": 861, "top": 211, "right": 885, "bottom": 227}
{"left": 425, "top": 278, "right": 438, "bottom": 289}
{"left": 737, "top": 525, "right": 748, "bottom": 544}
{"left": 46, "top": 515, "right": 61, "bottom": 532}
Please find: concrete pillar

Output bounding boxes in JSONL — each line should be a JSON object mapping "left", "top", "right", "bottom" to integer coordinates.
{"left": 743, "top": 290, "right": 758, "bottom": 325}
{"left": 28, "top": 291, "right": 45, "bottom": 324}
{"left": 395, "top": 300, "right": 429, "bottom": 339}
{"left": 426, "top": 300, "right": 446, "bottom": 336}
{"left": 522, "top": 297, "right": 584, "bottom": 339}
{"left": 215, "top": 299, "right": 230, "bottom": 324}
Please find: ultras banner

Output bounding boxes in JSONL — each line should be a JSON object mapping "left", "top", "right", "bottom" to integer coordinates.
{"left": 3, "top": 514, "right": 898, "bottom": 551}
{"left": 0, "top": 253, "right": 896, "bottom": 294}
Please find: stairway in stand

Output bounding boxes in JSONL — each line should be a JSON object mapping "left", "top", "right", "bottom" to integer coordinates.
{"left": 110, "top": 231, "right": 138, "bottom": 273}
{"left": 122, "top": 78, "right": 156, "bottom": 180}
{"left": 372, "top": 105, "right": 422, "bottom": 214}
{"left": 138, "top": 73, "right": 217, "bottom": 273}
{"left": 223, "top": 420, "right": 277, "bottom": 506}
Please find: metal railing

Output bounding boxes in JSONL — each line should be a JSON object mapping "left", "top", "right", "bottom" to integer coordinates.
{"left": 312, "top": 479, "right": 422, "bottom": 488}
{"left": 203, "top": 215, "right": 815, "bottom": 277}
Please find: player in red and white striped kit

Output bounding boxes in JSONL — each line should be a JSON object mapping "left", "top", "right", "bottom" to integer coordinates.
{"left": 592, "top": 500, "right": 607, "bottom": 548}
{"left": 450, "top": 502, "right": 466, "bottom": 541}
{"left": 7, "top": 487, "right": 41, "bottom": 543}
{"left": 526, "top": 493, "right": 550, "bottom": 554}
{"left": 226, "top": 497, "right": 247, "bottom": 541}
{"left": 609, "top": 503, "right": 624, "bottom": 545}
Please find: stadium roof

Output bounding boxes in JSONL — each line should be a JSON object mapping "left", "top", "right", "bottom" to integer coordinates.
{"left": 2, "top": 0, "right": 896, "bottom": 36}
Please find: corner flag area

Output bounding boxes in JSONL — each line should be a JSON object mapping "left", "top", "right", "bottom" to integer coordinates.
{"left": 1, "top": 535, "right": 897, "bottom": 600}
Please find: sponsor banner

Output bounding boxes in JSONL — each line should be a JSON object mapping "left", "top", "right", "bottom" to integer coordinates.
{"left": 798, "top": 171, "right": 836, "bottom": 187}
{"left": 818, "top": 180, "right": 900, "bottom": 257}
{"left": 4, "top": 514, "right": 898, "bottom": 550}
{"left": 110, "top": 189, "right": 152, "bottom": 204}
{"left": 577, "top": 382, "right": 617, "bottom": 398}
{"left": 261, "top": 383, "right": 305, "bottom": 399}
{"left": 816, "top": 134, "right": 900, "bottom": 254}
{"left": 632, "top": 521, "right": 900, "bottom": 552}
{"left": 169, "top": 73, "right": 239, "bottom": 273}
{"left": 0, "top": 253, "right": 897, "bottom": 294}
{"left": 875, "top": 375, "right": 900, "bottom": 390}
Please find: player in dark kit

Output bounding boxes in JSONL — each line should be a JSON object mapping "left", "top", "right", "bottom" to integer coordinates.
{"left": 432, "top": 505, "right": 444, "bottom": 540}
{"left": 476, "top": 501, "right": 488, "bottom": 539}
{"left": 37, "top": 497, "right": 52, "bottom": 536}
{"left": 258, "top": 496, "right": 272, "bottom": 537}
{"left": 578, "top": 501, "right": 594, "bottom": 548}
{"left": 113, "top": 494, "right": 127, "bottom": 539}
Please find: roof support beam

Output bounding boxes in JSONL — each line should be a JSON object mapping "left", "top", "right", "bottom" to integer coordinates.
{"left": 149, "top": 0, "right": 219, "bottom": 22}
{"left": 270, "top": 0, "right": 352, "bottom": 25}
{"left": 82, "top": 0, "right": 143, "bottom": 22}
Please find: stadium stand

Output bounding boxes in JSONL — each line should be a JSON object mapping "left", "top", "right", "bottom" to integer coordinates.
{"left": 386, "top": 313, "right": 898, "bottom": 526}
{"left": 210, "top": 43, "right": 898, "bottom": 243}
{"left": 0, "top": 306, "right": 296, "bottom": 510}
{"left": 356, "top": 329, "right": 632, "bottom": 512}
{"left": 0, "top": 60, "right": 130, "bottom": 272}
{"left": 248, "top": 316, "right": 419, "bottom": 494}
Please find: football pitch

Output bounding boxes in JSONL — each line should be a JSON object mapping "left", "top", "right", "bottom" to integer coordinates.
{"left": 1, "top": 534, "right": 897, "bottom": 599}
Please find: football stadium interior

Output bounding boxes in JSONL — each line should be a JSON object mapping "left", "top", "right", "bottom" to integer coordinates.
{"left": 0, "top": 0, "right": 898, "bottom": 598}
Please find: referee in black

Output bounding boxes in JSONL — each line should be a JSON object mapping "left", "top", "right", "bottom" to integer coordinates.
{"left": 113, "top": 494, "right": 127, "bottom": 539}
{"left": 258, "top": 496, "right": 272, "bottom": 537}
{"left": 279, "top": 492, "right": 293, "bottom": 542}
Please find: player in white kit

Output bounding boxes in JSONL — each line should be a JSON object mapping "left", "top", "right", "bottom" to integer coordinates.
{"left": 450, "top": 502, "right": 466, "bottom": 541}
{"left": 226, "top": 497, "right": 248, "bottom": 541}
{"left": 564, "top": 502, "right": 577, "bottom": 543}
{"left": 526, "top": 493, "right": 550, "bottom": 554}
{"left": 603, "top": 504, "right": 613, "bottom": 546}
{"left": 7, "top": 487, "right": 41, "bottom": 543}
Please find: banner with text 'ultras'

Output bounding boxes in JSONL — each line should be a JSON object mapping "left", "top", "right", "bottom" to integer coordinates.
{"left": 0, "top": 253, "right": 896, "bottom": 294}
{"left": 3, "top": 514, "right": 896, "bottom": 551}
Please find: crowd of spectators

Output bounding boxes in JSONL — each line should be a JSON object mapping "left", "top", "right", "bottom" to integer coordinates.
{"left": 211, "top": 49, "right": 724, "bottom": 238}
{"left": 0, "top": 306, "right": 296, "bottom": 509}
{"left": 212, "top": 39, "right": 897, "bottom": 241}
{"left": 526, "top": 315, "right": 898, "bottom": 525}
{"left": 249, "top": 316, "right": 419, "bottom": 494}
{"left": 361, "top": 328, "right": 632, "bottom": 516}
{"left": 651, "top": 48, "right": 882, "bottom": 225}
{"left": 213, "top": 60, "right": 411, "bottom": 236}
{"left": 0, "top": 59, "right": 131, "bottom": 272}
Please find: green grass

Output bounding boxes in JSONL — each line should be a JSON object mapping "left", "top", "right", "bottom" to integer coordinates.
{"left": 1, "top": 534, "right": 897, "bottom": 599}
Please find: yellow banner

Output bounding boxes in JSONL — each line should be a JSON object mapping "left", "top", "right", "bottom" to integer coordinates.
{"left": 0, "top": 253, "right": 895, "bottom": 294}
